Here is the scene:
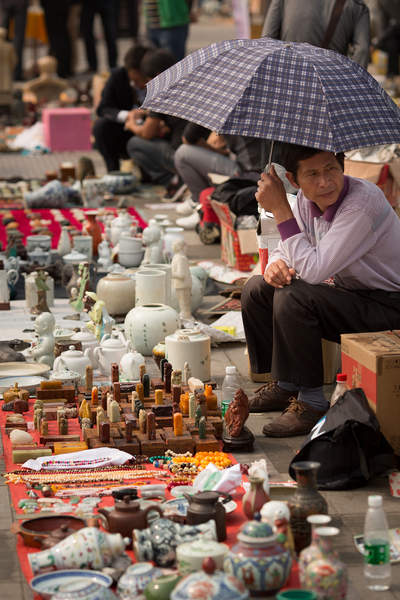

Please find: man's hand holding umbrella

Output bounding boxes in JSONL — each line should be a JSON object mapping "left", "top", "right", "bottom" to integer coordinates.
{"left": 256, "top": 166, "right": 296, "bottom": 289}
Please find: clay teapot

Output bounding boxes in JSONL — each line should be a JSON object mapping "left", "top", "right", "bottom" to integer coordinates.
{"left": 183, "top": 491, "right": 227, "bottom": 542}
{"left": 98, "top": 496, "right": 163, "bottom": 544}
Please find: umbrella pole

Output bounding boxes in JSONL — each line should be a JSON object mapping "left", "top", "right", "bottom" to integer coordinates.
{"left": 257, "top": 140, "right": 275, "bottom": 273}
{"left": 265, "top": 139, "right": 275, "bottom": 173}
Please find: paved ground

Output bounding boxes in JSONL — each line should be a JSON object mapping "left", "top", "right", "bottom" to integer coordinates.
{"left": 1, "top": 10, "right": 400, "bottom": 600}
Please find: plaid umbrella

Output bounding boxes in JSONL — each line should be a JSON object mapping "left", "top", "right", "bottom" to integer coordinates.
{"left": 142, "top": 37, "right": 400, "bottom": 152}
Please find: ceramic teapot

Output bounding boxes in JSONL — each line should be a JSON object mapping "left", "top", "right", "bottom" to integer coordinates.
{"left": 70, "top": 329, "right": 99, "bottom": 353}
{"left": 92, "top": 333, "right": 129, "bottom": 376}
{"left": 53, "top": 345, "right": 92, "bottom": 382}
{"left": 184, "top": 491, "right": 227, "bottom": 542}
{"left": 119, "top": 346, "right": 145, "bottom": 381}
{"left": 98, "top": 496, "right": 163, "bottom": 544}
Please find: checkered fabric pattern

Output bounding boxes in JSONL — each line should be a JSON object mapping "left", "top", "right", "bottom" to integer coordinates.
{"left": 143, "top": 38, "right": 400, "bottom": 152}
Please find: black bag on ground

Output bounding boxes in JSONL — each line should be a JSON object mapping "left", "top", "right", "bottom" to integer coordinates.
{"left": 288, "top": 388, "right": 395, "bottom": 490}
{"left": 210, "top": 174, "right": 259, "bottom": 218}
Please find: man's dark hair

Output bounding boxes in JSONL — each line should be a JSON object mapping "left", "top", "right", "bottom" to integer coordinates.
{"left": 140, "top": 48, "right": 177, "bottom": 80}
{"left": 275, "top": 142, "right": 345, "bottom": 181}
{"left": 124, "top": 45, "right": 152, "bottom": 71}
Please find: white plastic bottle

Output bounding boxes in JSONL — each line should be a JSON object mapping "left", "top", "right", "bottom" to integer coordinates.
{"left": 330, "top": 373, "right": 348, "bottom": 407}
{"left": 221, "top": 365, "right": 240, "bottom": 417}
{"left": 364, "top": 495, "right": 391, "bottom": 591}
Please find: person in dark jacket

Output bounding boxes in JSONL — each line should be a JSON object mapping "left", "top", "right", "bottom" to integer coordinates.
{"left": 93, "top": 44, "right": 150, "bottom": 172}
{"left": 0, "top": 0, "right": 28, "bottom": 80}
{"left": 262, "top": 0, "right": 370, "bottom": 68}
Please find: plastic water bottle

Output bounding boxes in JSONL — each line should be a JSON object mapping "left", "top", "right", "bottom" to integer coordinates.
{"left": 221, "top": 366, "right": 240, "bottom": 417}
{"left": 330, "top": 373, "right": 348, "bottom": 407}
{"left": 364, "top": 495, "right": 391, "bottom": 591}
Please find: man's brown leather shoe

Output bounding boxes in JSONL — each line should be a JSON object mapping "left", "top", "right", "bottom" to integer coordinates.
{"left": 262, "top": 398, "right": 326, "bottom": 437}
{"left": 248, "top": 381, "right": 298, "bottom": 412}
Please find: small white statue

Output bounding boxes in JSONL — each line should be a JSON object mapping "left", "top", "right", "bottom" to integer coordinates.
{"left": 97, "top": 235, "right": 113, "bottom": 270}
{"left": 30, "top": 312, "right": 56, "bottom": 367}
{"left": 171, "top": 239, "right": 192, "bottom": 320}
{"left": 183, "top": 361, "right": 192, "bottom": 385}
{"left": 141, "top": 224, "right": 164, "bottom": 265}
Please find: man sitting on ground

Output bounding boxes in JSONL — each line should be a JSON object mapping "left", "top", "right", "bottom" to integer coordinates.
{"left": 241, "top": 142, "right": 400, "bottom": 437}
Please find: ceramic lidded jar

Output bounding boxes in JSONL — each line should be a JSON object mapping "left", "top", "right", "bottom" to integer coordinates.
{"left": 288, "top": 461, "right": 328, "bottom": 554}
{"left": 96, "top": 272, "right": 136, "bottom": 316}
{"left": 118, "top": 563, "right": 163, "bottom": 600}
{"left": 165, "top": 329, "right": 211, "bottom": 381}
{"left": 223, "top": 515, "right": 292, "bottom": 596}
{"left": 92, "top": 333, "right": 128, "bottom": 376}
{"left": 70, "top": 329, "right": 99, "bottom": 353}
{"left": 171, "top": 557, "right": 249, "bottom": 600}
{"left": 124, "top": 303, "right": 180, "bottom": 356}
{"left": 52, "top": 345, "right": 91, "bottom": 382}
{"left": 110, "top": 211, "right": 133, "bottom": 246}
{"left": 176, "top": 538, "right": 229, "bottom": 575}
{"left": 28, "top": 526, "right": 129, "bottom": 574}
{"left": 303, "top": 527, "right": 347, "bottom": 600}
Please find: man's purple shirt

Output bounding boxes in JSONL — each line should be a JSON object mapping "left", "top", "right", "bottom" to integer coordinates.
{"left": 269, "top": 176, "right": 400, "bottom": 291}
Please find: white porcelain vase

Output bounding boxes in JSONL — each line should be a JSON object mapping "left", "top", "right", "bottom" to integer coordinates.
{"left": 124, "top": 303, "right": 180, "bottom": 356}
{"left": 96, "top": 272, "right": 136, "bottom": 316}
{"left": 135, "top": 269, "right": 166, "bottom": 306}
{"left": 165, "top": 328, "right": 211, "bottom": 381}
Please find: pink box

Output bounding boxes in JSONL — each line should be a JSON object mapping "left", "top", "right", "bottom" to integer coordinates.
{"left": 42, "top": 107, "right": 92, "bottom": 152}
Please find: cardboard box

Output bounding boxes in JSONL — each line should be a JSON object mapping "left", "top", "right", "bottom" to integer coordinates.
{"left": 345, "top": 159, "right": 400, "bottom": 209}
{"left": 341, "top": 331, "right": 400, "bottom": 453}
{"left": 210, "top": 199, "right": 258, "bottom": 271}
{"left": 42, "top": 107, "right": 92, "bottom": 152}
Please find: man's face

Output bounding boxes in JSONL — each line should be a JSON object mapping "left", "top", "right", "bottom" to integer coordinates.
{"left": 287, "top": 151, "right": 344, "bottom": 213}
{"left": 127, "top": 68, "right": 147, "bottom": 90}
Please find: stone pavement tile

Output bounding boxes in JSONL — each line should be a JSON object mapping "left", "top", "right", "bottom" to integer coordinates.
{"left": 0, "top": 580, "right": 29, "bottom": 600}
{"left": 0, "top": 532, "right": 24, "bottom": 581}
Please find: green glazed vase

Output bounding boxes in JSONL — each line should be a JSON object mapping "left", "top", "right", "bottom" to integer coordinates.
{"left": 144, "top": 573, "right": 181, "bottom": 600}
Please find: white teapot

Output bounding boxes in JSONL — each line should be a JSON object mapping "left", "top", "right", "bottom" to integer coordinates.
{"left": 92, "top": 332, "right": 128, "bottom": 376}
{"left": 70, "top": 329, "right": 99, "bottom": 353}
{"left": 119, "top": 345, "right": 145, "bottom": 381}
{"left": 53, "top": 345, "right": 92, "bottom": 382}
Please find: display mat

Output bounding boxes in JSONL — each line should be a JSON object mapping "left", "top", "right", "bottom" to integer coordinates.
{"left": 1, "top": 400, "right": 299, "bottom": 597}
{"left": 0, "top": 207, "right": 147, "bottom": 251}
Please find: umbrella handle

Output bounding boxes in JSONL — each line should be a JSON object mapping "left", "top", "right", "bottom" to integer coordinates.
{"left": 265, "top": 139, "right": 275, "bottom": 173}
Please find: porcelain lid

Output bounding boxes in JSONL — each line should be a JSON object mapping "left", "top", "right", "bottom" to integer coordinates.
{"left": 63, "top": 345, "right": 84, "bottom": 357}
{"left": 71, "top": 330, "right": 98, "bottom": 342}
{"left": 177, "top": 539, "right": 228, "bottom": 557}
{"left": 112, "top": 212, "right": 132, "bottom": 227}
{"left": 101, "top": 334, "right": 126, "bottom": 349}
{"left": 171, "top": 558, "right": 248, "bottom": 600}
{"left": 63, "top": 249, "right": 87, "bottom": 262}
{"left": 238, "top": 516, "right": 276, "bottom": 546}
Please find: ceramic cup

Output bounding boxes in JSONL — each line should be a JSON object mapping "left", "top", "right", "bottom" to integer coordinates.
{"left": 140, "top": 263, "right": 172, "bottom": 306}
{"left": 276, "top": 591, "right": 317, "bottom": 600}
{"left": 73, "top": 236, "right": 93, "bottom": 262}
{"left": 135, "top": 269, "right": 166, "bottom": 306}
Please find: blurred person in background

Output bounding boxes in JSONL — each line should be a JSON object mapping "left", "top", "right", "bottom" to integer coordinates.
{"left": 80, "top": 0, "right": 118, "bottom": 73}
{"left": 41, "top": 0, "right": 72, "bottom": 78}
{"left": 0, "top": 0, "right": 28, "bottom": 80}
{"left": 93, "top": 44, "right": 151, "bottom": 172}
{"left": 262, "top": 0, "right": 370, "bottom": 68}
{"left": 374, "top": 0, "right": 400, "bottom": 82}
{"left": 143, "top": 0, "right": 198, "bottom": 61}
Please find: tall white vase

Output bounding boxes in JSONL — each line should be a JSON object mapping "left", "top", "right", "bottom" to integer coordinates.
{"left": 140, "top": 263, "right": 172, "bottom": 306}
{"left": 135, "top": 269, "right": 166, "bottom": 306}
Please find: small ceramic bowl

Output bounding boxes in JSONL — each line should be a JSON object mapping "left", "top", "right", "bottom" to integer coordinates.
{"left": 30, "top": 570, "right": 113, "bottom": 600}
{"left": 117, "top": 563, "right": 163, "bottom": 600}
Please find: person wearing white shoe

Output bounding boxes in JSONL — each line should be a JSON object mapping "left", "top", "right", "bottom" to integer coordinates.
{"left": 176, "top": 210, "right": 200, "bottom": 230}
{"left": 176, "top": 196, "right": 197, "bottom": 215}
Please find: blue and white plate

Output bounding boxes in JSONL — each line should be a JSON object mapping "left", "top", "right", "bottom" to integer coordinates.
{"left": 30, "top": 569, "right": 113, "bottom": 600}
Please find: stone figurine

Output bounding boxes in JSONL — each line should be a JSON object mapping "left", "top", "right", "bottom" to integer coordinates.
{"left": 23, "top": 55, "right": 68, "bottom": 104}
{"left": 83, "top": 291, "right": 114, "bottom": 341}
{"left": 223, "top": 388, "right": 255, "bottom": 452}
{"left": 70, "top": 263, "right": 90, "bottom": 314}
{"left": 97, "top": 235, "right": 113, "bottom": 270}
{"left": 171, "top": 240, "right": 192, "bottom": 320}
{"left": 141, "top": 224, "right": 164, "bottom": 265}
{"left": 30, "top": 312, "right": 56, "bottom": 367}
{"left": 183, "top": 362, "right": 191, "bottom": 385}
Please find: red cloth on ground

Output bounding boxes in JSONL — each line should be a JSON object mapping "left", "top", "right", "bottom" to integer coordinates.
{"left": 0, "top": 400, "right": 299, "bottom": 595}
{"left": 0, "top": 207, "right": 147, "bottom": 251}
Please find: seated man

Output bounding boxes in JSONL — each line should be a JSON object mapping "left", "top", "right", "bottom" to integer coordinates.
{"left": 241, "top": 142, "right": 400, "bottom": 437}
{"left": 125, "top": 48, "right": 188, "bottom": 196}
{"left": 93, "top": 44, "right": 150, "bottom": 172}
